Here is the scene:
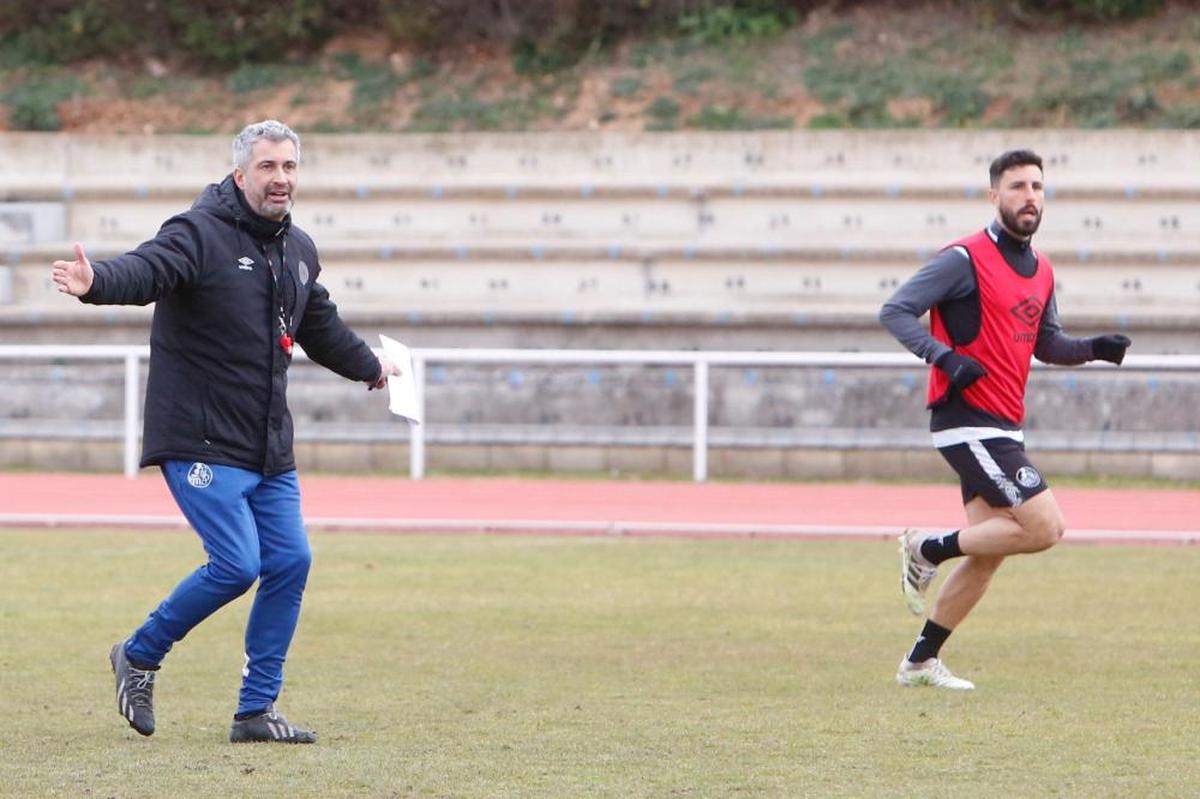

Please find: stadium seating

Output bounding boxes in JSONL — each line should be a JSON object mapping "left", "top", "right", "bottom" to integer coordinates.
{"left": 2, "top": 130, "right": 1197, "bottom": 331}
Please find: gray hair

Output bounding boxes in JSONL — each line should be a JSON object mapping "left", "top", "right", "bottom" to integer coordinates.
{"left": 232, "top": 120, "right": 301, "bottom": 171}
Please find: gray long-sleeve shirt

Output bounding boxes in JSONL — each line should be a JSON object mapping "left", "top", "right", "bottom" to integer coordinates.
{"left": 880, "top": 221, "right": 1095, "bottom": 432}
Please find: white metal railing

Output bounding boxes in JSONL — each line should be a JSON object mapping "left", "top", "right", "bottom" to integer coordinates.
{"left": 1, "top": 344, "right": 1198, "bottom": 481}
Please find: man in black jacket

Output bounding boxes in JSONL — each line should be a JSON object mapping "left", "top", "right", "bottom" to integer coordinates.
{"left": 51, "top": 120, "right": 398, "bottom": 743}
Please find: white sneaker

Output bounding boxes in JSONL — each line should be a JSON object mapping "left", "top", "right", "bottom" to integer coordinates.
{"left": 898, "top": 528, "right": 937, "bottom": 616}
{"left": 895, "top": 657, "right": 975, "bottom": 690}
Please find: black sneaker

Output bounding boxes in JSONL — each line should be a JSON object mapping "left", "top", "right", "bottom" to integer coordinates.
{"left": 229, "top": 704, "right": 317, "bottom": 744}
{"left": 109, "top": 642, "right": 156, "bottom": 736}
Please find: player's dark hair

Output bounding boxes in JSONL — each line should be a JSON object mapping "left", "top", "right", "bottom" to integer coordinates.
{"left": 989, "top": 149, "right": 1043, "bottom": 187}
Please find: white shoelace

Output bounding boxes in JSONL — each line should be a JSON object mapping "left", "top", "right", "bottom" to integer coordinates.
{"left": 129, "top": 668, "right": 155, "bottom": 692}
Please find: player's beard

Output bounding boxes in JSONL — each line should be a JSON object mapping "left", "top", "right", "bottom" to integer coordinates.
{"left": 1001, "top": 204, "right": 1042, "bottom": 237}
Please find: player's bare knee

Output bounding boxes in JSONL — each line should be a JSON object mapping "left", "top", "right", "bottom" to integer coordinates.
{"left": 1021, "top": 517, "right": 1064, "bottom": 552}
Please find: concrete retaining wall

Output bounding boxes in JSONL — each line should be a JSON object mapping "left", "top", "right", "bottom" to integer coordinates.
{"left": 2, "top": 359, "right": 1195, "bottom": 479}
{"left": 3, "top": 437, "right": 1197, "bottom": 482}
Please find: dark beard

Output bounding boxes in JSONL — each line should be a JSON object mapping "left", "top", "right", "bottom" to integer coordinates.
{"left": 1000, "top": 206, "right": 1041, "bottom": 237}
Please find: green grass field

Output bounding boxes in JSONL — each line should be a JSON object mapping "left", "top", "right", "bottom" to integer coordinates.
{"left": 1, "top": 529, "right": 1197, "bottom": 798}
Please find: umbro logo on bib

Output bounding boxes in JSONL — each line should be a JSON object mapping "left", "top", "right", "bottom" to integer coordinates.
{"left": 187, "top": 462, "right": 214, "bottom": 488}
{"left": 1009, "top": 296, "right": 1043, "bottom": 327}
{"left": 237, "top": 256, "right": 255, "bottom": 271}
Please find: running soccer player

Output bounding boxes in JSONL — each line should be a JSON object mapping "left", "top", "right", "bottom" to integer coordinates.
{"left": 879, "top": 149, "right": 1132, "bottom": 689}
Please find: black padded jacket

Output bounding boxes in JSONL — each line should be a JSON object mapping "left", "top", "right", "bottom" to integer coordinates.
{"left": 81, "top": 175, "right": 380, "bottom": 475}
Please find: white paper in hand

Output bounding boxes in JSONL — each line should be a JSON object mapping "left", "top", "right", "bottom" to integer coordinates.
{"left": 379, "top": 334, "right": 422, "bottom": 425}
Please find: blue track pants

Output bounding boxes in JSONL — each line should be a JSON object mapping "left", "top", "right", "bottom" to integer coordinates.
{"left": 124, "top": 461, "right": 312, "bottom": 715}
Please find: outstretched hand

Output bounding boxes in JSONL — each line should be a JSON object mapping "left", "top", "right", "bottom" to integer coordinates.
{"left": 368, "top": 355, "right": 402, "bottom": 390}
{"left": 51, "top": 243, "right": 94, "bottom": 297}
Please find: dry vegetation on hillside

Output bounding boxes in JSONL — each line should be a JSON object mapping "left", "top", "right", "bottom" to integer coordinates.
{"left": 1, "top": 1, "right": 1198, "bottom": 133}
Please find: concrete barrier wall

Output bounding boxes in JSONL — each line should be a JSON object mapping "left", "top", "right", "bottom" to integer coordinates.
{"left": 2, "top": 358, "right": 1195, "bottom": 479}
{"left": 2, "top": 438, "right": 1196, "bottom": 482}
{"left": 5, "top": 359, "right": 1197, "bottom": 431}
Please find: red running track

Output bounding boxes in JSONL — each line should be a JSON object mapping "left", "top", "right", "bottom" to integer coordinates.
{"left": 0, "top": 472, "right": 1196, "bottom": 544}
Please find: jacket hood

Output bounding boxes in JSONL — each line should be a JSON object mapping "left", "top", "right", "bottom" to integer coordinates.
{"left": 195, "top": 174, "right": 291, "bottom": 241}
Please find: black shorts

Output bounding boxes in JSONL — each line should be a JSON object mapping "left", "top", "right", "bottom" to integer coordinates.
{"left": 937, "top": 437, "right": 1049, "bottom": 508}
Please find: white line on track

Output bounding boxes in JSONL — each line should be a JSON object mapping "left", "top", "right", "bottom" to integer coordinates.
{"left": 1, "top": 513, "right": 1197, "bottom": 545}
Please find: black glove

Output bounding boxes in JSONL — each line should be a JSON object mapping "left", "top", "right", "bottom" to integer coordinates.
{"left": 1091, "top": 334, "right": 1131, "bottom": 365}
{"left": 935, "top": 350, "right": 987, "bottom": 390}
